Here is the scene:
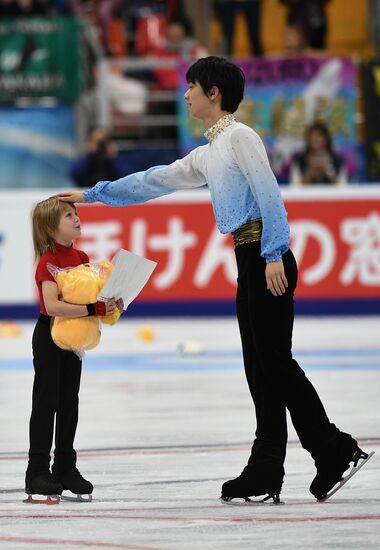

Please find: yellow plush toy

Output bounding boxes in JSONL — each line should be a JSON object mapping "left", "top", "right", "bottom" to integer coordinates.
{"left": 51, "top": 260, "right": 121, "bottom": 354}
{"left": 56, "top": 264, "right": 99, "bottom": 304}
{"left": 51, "top": 317, "right": 101, "bottom": 351}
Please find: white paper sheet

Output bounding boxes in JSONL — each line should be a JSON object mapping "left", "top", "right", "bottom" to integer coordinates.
{"left": 98, "top": 249, "right": 157, "bottom": 310}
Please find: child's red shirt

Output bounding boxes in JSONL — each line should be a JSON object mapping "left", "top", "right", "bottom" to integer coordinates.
{"left": 35, "top": 242, "right": 89, "bottom": 315}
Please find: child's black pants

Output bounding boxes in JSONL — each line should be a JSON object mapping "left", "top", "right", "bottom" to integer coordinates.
{"left": 27, "top": 314, "right": 82, "bottom": 475}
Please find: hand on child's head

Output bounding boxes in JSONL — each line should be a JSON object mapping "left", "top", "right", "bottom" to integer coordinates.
{"left": 55, "top": 192, "right": 85, "bottom": 203}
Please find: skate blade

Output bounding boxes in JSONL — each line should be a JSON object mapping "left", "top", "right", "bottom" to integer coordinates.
{"left": 220, "top": 493, "right": 284, "bottom": 505}
{"left": 318, "top": 450, "right": 375, "bottom": 502}
{"left": 60, "top": 493, "right": 93, "bottom": 503}
{"left": 23, "top": 494, "right": 60, "bottom": 505}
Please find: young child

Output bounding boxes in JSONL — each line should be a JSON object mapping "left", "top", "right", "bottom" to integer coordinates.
{"left": 25, "top": 197, "right": 116, "bottom": 503}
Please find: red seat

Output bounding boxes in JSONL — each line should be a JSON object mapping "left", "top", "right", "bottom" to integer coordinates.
{"left": 134, "top": 14, "right": 167, "bottom": 56}
{"left": 108, "top": 17, "right": 128, "bottom": 57}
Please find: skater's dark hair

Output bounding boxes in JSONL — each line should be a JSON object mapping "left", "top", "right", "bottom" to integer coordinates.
{"left": 186, "top": 56, "right": 245, "bottom": 113}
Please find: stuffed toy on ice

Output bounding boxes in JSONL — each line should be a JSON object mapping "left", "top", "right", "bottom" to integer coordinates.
{"left": 49, "top": 260, "right": 121, "bottom": 356}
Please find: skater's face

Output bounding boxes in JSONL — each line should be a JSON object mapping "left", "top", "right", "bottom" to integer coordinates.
{"left": 184, "top": 81, "right": 217, "bottom": 120}
{"left": 54, "top": 205, "right": 81, "bottom": 245}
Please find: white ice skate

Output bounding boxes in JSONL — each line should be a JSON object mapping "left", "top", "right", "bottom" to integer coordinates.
{"left": 60, "top": 493, "right": 93, "bottom": 503}
{"left": 221, "top": 491, "right": 284, "bottom": 505}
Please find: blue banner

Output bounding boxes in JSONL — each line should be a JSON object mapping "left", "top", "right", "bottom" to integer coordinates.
{"left": 0, "top": 105, "right": 75, "bottom": 188}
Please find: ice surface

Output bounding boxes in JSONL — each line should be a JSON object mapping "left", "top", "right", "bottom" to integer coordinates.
{"left": 0, "top": 316, "right": 379, "bottom": 549}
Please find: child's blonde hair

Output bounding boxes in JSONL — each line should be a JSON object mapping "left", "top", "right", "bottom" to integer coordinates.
{"left": 32, "top": 197, "right": 76, "bottom": 261}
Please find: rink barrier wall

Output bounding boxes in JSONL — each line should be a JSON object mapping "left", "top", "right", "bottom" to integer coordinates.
{"left": 1, "top": 187, "right": 380, "bottom": 318}
{"left": 1, "top": 298, "right": 380, "bottom": 319}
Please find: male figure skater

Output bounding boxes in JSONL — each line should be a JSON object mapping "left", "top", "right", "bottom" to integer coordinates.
{"left": 58, "top": 56, "right": 371, "bottom": 502}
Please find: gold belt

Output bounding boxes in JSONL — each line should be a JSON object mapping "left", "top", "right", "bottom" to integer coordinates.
{"left": 231, "top": 219, "right": 262, "bottom": 247}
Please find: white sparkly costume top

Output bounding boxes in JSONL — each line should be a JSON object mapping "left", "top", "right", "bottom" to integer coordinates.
{"left": 84, "top": 115, "right": 290, "bottom": 262}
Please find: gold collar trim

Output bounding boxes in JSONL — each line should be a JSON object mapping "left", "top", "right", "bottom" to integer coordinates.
{"left": 204, "top": 114, "right": 236, "bottom": 144}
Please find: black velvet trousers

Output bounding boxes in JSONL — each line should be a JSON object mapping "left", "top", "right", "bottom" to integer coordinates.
{"left": 27, "top": 314, "right": 82, "bottom": 475}
{"left": 235, "top": 243, "right": 340, "bottom": 469}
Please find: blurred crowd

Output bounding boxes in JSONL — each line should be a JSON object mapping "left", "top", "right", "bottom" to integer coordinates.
{"left": 0, "top": 1, "right": 331, "bottom": 60}
{"left": 0, "top": 0, "right": 370, "bottom": 187}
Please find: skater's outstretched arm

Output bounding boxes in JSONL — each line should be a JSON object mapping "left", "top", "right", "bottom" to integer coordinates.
{"left": 57, "top": 147, "right": 208, "bottom": 205}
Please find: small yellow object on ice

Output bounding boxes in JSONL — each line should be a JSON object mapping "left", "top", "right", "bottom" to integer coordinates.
{"left": 0, "top": 321, "right": 22, "bottom": 338}
{"left": 137, "top": 324, "right": 155, "bottom": 342}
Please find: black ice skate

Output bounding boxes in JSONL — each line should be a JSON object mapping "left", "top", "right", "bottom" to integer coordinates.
{"left": 24, "top": 472, "right": 63, "bottom": 505}
{"left": 220, "top": 465, "right": 283, "bottom": 505}
{"left": 56, "top": 467, "right": 93, "bottom": 502}
{"left": 310, "top": 439, "right": 374, "bottom": 501}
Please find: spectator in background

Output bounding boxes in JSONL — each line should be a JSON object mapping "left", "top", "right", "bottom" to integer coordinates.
{"left": 290, "top": 122, "right": 347, "bottom": 186}
{"left": 70, "top": 128, "right": 124, "bottom": 188}
{"left": 103, "top": 60, "right": 148, "bottom": 117}
{"left": 70, "top": 0, "right": 149, "bottom": 122}
{"left": 69, "top": 0, "right": 123, "bottom": 56}
{"left": 122, "top": 0, "right": 184, "bottom": 53}
{"left": 279, "top": 0, "right": 330, "bottom": 50}
{"left": 163, "top": 15, "right": 206, "bottom": 57}
{"left": 214, "top": 0, "right": 263, "bottom": 56}
{"left": 149, "top": 15, "right": 207, "bottom": 89}
{"left": 282, "top": 23, "right": 311, "bottom": 57}
{"left": 136, "top": 14, "right": 206, "bottom": 140}
{"left": 68, "top": 0, "right": 145, "bottom": 110}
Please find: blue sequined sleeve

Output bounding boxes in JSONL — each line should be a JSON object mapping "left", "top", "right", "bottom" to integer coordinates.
{"left": 84, "top": 148, "right": 207, "bottom": 205}
{"left": 230, "top": 127, "right": 290, "bottom": 262}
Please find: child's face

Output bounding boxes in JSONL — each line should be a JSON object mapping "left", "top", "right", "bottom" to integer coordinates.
{"left": 54, "top": 206, "right": 81, "bottom": 243}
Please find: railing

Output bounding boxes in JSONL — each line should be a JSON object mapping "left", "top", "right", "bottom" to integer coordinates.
{"left": 96, "top": 57, "right": 182, "bottom": 149}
